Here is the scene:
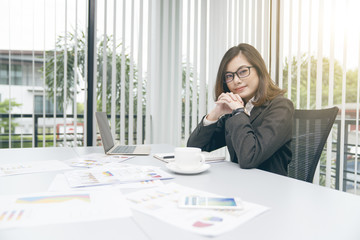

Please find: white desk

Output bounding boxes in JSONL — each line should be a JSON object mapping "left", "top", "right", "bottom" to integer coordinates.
{"left": 1, "top": 144, "right": 360, "bottom": 240}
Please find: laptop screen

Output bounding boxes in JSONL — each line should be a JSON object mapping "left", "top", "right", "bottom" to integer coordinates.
{"left": 95, "top": 112, "right": 115, "bottom": 152}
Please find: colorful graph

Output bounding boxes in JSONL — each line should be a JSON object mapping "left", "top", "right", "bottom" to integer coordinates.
{"left": 7, "top": 210, "right": 16, "bottom": 221}
{"left": 102, "top": 171, "right": 114, "bottom": 177}
{"left": 0, "top": 211, "right": 7, "bottom": 221}
{"left": 16, "top": 210, "right": 24, "bottom": 220}
{"left": 140, "top": 180, "right": 155, "bottom": 184}
{"left": 16, "top": 194, "right": 91, "bottom": 204}
{"left": 203, "top": 216, "right": 223, "bottom": 222}
{"left": 0, "top": 209, "right": 25, "bottom": 222}
{"left": 148, "top": 173, "right": 162, "bottom": 178}
{"left": 193, "top": 221, "right": 213, "bottom": 228}
{"left": 192, "top": 216, "right": 223, "bottom": 228}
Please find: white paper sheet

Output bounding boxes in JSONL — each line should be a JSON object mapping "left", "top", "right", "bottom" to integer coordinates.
{"left": 0, "top": 190, "right": 132, "bottom": 229}
{"left": 64, "top": 164, "right": 173, "bottom": 188}
{"left": 154, "top": 151, "right": 226, "bottom": 163}
{"left": 125, "top": 183, "right": 269, "bottom": 237}
{"left": 0, "top": 160, "right": 72, "bottom": 177}
{"left": 48, "top": 174, "right": 114, "bottom": 192}
{"left": 48, "top": 173, "right": 164, "bottom": 192}
{"left": 65, "top": 153, "right": 134, "bottom": 168}
{"left": 78, "top": 153, "right": 135, "bottom": 161}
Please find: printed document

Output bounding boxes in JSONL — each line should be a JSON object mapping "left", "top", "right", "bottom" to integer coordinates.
{"left": 0, "top": 160, "right": 71, "bottom": 177}
{"left": 49, "top": 173, "right": 164, "bottom": 192}
{"left": 64, "top": 164, "right": 173, "bottom": 188}
{"left": 65, "top": 153, "right": 134, "bottom": 168}
{"left": 125, "top": 183, "right": 269, "bottom": 237}
{"left": 0, "top": 190, "right": 132, "bottom": 229}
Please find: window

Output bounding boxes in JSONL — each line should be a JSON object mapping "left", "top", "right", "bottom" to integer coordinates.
{"left": 34, "top": 95, "right": 62, "bottom": 114}
{"left": 12, "top": 65, "right": 22, "bottom": 85}
{"left": 0, "top": 60, "right": 43, "bottom": 86}
{"left": 0, "top": 64, "right": 23, "bottom": 85}
{"left": 0, "top": 64, "right": 9, "bottom": 85}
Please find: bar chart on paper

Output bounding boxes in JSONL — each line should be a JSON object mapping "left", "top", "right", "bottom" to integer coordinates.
{"left": 64, "top": 164, "right": 174, "bottom": 188}
{"left": 15, "top": 194, "right": 91, "bottom": 204}
{"left": 0, "top": 209, "right": 25, "bottom": 222}
{"left": 0, "top": 191, "right": 132, "bottom": 229}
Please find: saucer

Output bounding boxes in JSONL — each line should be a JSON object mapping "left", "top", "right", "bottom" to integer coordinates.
{"left": 165, "top": 163, "right": 210, "bottom": 174}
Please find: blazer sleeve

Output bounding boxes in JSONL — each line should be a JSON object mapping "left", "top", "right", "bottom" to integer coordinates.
{"left": 187, "top": 116, "right": 227, "bottom": 152}
{"left": 226, "top": 97, "right": 294, "bottom": 169}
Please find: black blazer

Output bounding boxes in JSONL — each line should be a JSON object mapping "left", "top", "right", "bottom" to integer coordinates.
{"left": 187, "top": 96, "right": 294, "bottom": 176}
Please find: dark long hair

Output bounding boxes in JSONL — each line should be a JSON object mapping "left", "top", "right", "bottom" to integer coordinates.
{"left": 214, "top": 43, "right": 285, "bottom": 106}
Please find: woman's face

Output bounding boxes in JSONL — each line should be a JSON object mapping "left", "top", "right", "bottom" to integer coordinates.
{"left": 225, "top": 53, "right": 259, "bottom": 102}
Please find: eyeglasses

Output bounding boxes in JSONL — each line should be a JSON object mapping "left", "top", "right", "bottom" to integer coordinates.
{"left": 223, "top": 66, "right": 253, "bottom": 83}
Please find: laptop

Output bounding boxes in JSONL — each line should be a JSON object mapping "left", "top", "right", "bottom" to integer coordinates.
{"left": 95, "top": 112, "right": 151, "bottom": 155}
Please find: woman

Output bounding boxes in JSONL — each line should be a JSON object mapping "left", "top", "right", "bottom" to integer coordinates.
{"left": 187, "top": 43, "right": 294, "bottom": 176}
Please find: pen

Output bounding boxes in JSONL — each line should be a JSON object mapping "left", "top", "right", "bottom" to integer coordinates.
{"left": 163, "top": 155, "right": 174, "bottom": 159}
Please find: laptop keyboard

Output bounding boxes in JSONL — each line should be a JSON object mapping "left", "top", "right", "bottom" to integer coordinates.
{"left": 112, "top": 145, "right": 136, "bottom": 153}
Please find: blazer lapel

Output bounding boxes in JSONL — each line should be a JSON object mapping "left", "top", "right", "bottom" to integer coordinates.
{"left": 249, "top": 100, "right": 270, "bottom": 122}
{"left": 249, "top": 107, "right": 262, "bottom": 122}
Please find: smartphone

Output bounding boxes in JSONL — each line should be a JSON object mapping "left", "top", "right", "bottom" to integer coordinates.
{"left": 178, "top": 195, "right": 243, "bottom": 210}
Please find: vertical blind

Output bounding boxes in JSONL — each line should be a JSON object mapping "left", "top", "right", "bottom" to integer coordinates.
{"left": 1, "top": 0, "right": 87, "bottom": 149}
{"left": 278, "top": 0, "right": 360, "bottom": 194}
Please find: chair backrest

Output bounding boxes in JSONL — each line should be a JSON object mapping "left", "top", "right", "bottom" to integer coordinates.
{"left": 288, "top": 106, "right": 339, "bottom": 183}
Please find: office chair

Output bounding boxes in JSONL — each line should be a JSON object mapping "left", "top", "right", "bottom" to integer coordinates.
{"left": 288, "top": 106, "right": 339, "bottom": 183}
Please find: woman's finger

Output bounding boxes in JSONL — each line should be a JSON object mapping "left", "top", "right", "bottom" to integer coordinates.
{"left": 218, "top": 94, "right": 231, "bottom": 103}
{"left": 235, "top": 94, "right": 244, "bottom": 105}
{"left": 217, "top": 93, "right": 227, "bottom": 101}
{"left": 227, "top": 92, "right": 238, "bottom": 102}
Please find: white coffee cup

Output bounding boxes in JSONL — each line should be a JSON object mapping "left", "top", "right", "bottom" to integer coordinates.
{"left": 174, "top": 147, "right": 205, "bottom": 171}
